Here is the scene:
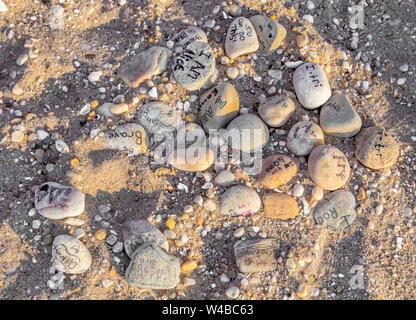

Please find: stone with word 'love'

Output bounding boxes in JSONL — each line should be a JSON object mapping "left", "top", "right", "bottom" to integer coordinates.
{"left": 172, "top": 26, "right": 208, "bottom": 48}
{"left": 35, "top": 182, "right": 85, "bottom": 219}
{"left": 137, "top": 101, "right": 182, "bottom": 135}
{"left": 259, "top": 155, "right": 299, "bottom": 190}
{"left": 320, "top": 93, "right": 362, "bottom": 138}
{"left": 258, "top": 94, "right": 295, "bottom": 127}
{"left": 103, "top": 123, "right": 149, "bottom": 155}
{"left": 225, "top": 17, "right": 259, "bottom": 59}
{"left": 313, "top": 190, "right": 356, "bottom": 231}
{"left": 125, "top": 242, "right": 180, "bottom": 289}
{"left": 172, "top": 41, "right": 215, "bottom": 91}
{"left": 118, "top": 46, "right": 171, "bottom": 88}
{"left": 250, "top": 15, "right": 286, "bottom": 55}
{"left": 354, "top": 126, "right": 399, "bottom": 170}
{"left": 293, "top": 62, "right": 331, "bottom": 109}
{"left": 234, "top": 238, "right": 279, "bottom": 273}
{"left": 227, "top": 114, "right": 269, "bottom": 152}
{"left": 123, "top": 220, "right": 169, "bottom": 258}
{"left": 167, "top": 147, "right": 214, "bottom": 172}
{"left": 52, "top": 235, "right": 92, "bottom": 274}
{"left": 308, "top": 145, "right": 350, "bottom": 191}
{"left": 263, "top": 193, "right": 299, "bottom": 220}
{"left": 198, "top": 82, "right": 240, "bottom": 132}
{"left": 287, "top": 121, "right": 324, "bottom": 156}
{"left": 220, "top": 186, "right": 261, "bottom": 216}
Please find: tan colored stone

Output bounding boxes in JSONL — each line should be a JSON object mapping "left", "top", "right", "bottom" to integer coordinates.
{"left": 259, "top": 155, "right": 299, "bottom": 189}
{"left": 110, "top": 103, "right": 129, "bottom": 115}
{"left": 308, "top": 145, "right": 350, "bottom": 191}
{"left": 168, "top": 147, "right": 214, "bottom": 172}
{"left": 250, "top": 15, "right": 286, "bottom": 55}
{"left": 263, "top": 193, "right": 299, "bottom": 220}
{"left": 258, "top": 95, "right": 295, "bottom": 127}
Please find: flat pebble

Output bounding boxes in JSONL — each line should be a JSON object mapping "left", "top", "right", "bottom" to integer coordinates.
{"left": 104, "top": 123, "right": 148, "bottom": 155}
{"left": 220, "top": 186, "right": 261, "bottom": 216}
{"left": 225, "top": 17, "right": 259, "bottom": 59}
{"left": 263, "top": 193, "right": 299, "bottom": 220}
{"left": 225, "top": 286, "right": 240, "bottom": 299}
{"left": 234, "top": 238, "right": 279, "bottom": 273}
{"left": 215, "top": 170, "right": 235, "bottom": 187}
{"left": 137, "top": 101, "right": 182, "bottom": 135}
{"left": 287, "top": 121, "right": 324, "bottom": 156}
{"left": 259, "top": 155, "right": 299, "bottom": 189}
{"left": 258, "top": 95, "right": 295, "bottom": 127}
{"left": 250, "top": 15, "right": 286, "bottom": 55}
{"left": 52, "top": 235, "right": 92, "bottom": 274}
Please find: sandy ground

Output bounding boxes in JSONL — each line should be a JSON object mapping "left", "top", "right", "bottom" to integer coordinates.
{"left": 0, "top": 0, "right": 415, "bottom": 300}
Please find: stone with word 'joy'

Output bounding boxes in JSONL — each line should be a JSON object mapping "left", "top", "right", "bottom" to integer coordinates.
{"left": 227, "top": 114, "right": 269, "bottom": 152}
{"left": 259, "top": 155, "right": 299, "bottom": 190}
{"left": 320, "top": 93, "right": 362, "bottom": 138}
{"left": 250, "top": 15, "right": 286, "bottom": 55}
{"left": 137, "top": 101, "right": 182, "bottom": 135}
{"left": 354, "top": 126, "right": 399, "bottom": 170}
{"left": 35, "top": 182, "right": 85, "bottom": 219}
{"left": 52, "top": 235, "right": 92, "bottom": 274}
{"left": 125, "top": 242, "right": 180, "bottom": 289}
{"left": 234, "top": 238, "right": 279, "bottom": 273}
{"left": 293, "top": 62, "right": 331, "bottom": 109}
{"left": 225, "top": 17, "right": 259, "bottom": 59}
{"left": 258, "top": 94, "right": 295, "bottom": 127}
{"left": 172, "top": 41, "right": 215, "bottom": 91}
{"left": 313, "top": 190, "right": 357, "bottom": 231}
{"left": 198, "top": 82, "right": 240, "bottom": 132}
{"left": 287, "top": 121, "right": 324, "bottom": 156}
{"left": 263, "top": 193, "right": 299, "bottom": 220}
{"left": 118, "top": 46, "right": 171, "bottom": 88}
{"left": 104, "top": 123, "right": 148, "bottom": 155}
{"left": 308, "top": 145, "right": 350, "bottom": 191}
{"left": 220, "top": 186, "right": 261, "bottom": 216}
{"left": 123, "top": 220, "right": 169, "bottom": 258}
{"left": 172, "top": 26, "right": 208, "bottom": 49}
{"left": 167, "top": 147, "right": 214, "bottom": 172}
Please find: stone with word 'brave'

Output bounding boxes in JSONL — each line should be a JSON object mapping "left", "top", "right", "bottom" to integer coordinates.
{"left": 125, "top": 242, "right": 180, "bottom": 289}
{"left": 313, "top": 190, "right": 356, "bottom": 231}
{"left": 103, "top": 123, "right": 149, "bottom": 155}
{"left": 293, "top": 62, "right": 331, "bottom": 109}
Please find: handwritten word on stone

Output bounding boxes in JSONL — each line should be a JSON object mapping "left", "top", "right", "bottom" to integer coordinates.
{"left": 258, "top": 94, "right": 295, "bottom": 127}
{"left": 259, "top": 155, "right": 299, "bottom": 189}
{"left": 173, "top": 26, "right": 207, "bottom": 48}
{"left": 220, "top": 186, "right": 261, "bottom": 216}
{"left": 137, "top": 101, "right": 182, "bottom": 135}
{"left": 287, "top": 121, "right": 324, "bottom": 156}
{"left": 250, "top": 15, "right": 286, "bottom": 55}
{"left": 104, "top": 123, "right": 148, "bottom": 155}
{"left": 52, "top": 235, "right": 92, "bottom": 274}
{"left": 234, "top": 238, "right": 279, "bottom": 273}
{"left": 225, "top": 17, "right": 259, "bottom": 59}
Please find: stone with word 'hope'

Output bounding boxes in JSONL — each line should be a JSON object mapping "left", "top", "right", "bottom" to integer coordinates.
{"left": 52, "top": 235, "right": 92, "bottom": 274}
{"left": 220, "top": 186, "right": 261, "bottom": 216}
{"left": 259, "top": 155, "right": 299, "bottom": 190}
{"left": 234, "top": 238, "right": 279, "bottom": 273}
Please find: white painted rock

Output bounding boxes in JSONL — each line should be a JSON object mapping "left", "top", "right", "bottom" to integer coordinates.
{"left": 172, "top": 41, "right": 215, "bottom": 91}
{"left": 220, "top": 186, "right": 261, "bottom": 216}
{"left": 137, "top": 101, "right": 182, "bottom": 135}
{"left": 227, "top": 114, "right": 269, "bottom": 152}
{"left": 250, "top": 15, "right": 287, "bottom": 55}
{"left": 172, "top": 26, "right": 208, "bottom": 48}
{"left": 52, "top": 235, "right": 92, "bottom": 274}
{"left": 287, "top": 121, "right": 324, "bottom": 156}
{"left": 35, "top": 182, "right": 85, "bottom": 220}
{"left": 258, "top": 95, "right": 295, "bottom": 127}
{"left": 104, "top": 123, "right": 149, "bottom": 155}
{"left": 320, "top": 93, "right": 362, "bottom": 138}
{"left": 225, "top": 17, "right": 259, "bottom": 59}
{"left": 293, "top": 62, "right": 331, "bottom": 109}
{"left": 198, "top": 82, "right": 240, "bottom": 132}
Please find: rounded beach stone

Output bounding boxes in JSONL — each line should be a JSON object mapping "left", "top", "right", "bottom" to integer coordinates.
{"left": 35, "top": 182, "right": 85, "bottom": 219}
{"left": 354, "top": 127, "right": 399, "bottom": 170}
{"left": 198, "top": 82, "right": 240, "bottom": 132}
{"left": 104, "top": 123, "right": 149, "bottom": 155}
{"left": 250, "top": 15, "right": 286, "bottom": 55}
{"left": 308, "top": 145, "right": 350, "bottom": 191}
{"left": 118, "top": 46, "right": 171, "bottom": 88}
{"left": 234, "top": 238, "right": 279, "bottom": 273}
{"left": 179, "top": 123, "right": 207, "bottom": 149}
{"left": 122, "top": 220, "right": 169, "bottom": 258}
{"left": 225, "top": 17, "right": 259, "bottom": 59}
{"left": 52, "top": 235, "right": 92, "bottom": 274}
{"left": 258, "top": 94, "right": 295, "bottom": 127}
{"left": 263, "top": 193, "right": 299, "bottom": 220}
{"left": 313, "top": 190, "right": 357, "bottom": 231}
{"left": 259, "top": 155, "right": 299, "bottom": 189}
{"left": 137, "top": 101, "right": 182, "bottom": 135}
{"left": 172, "top": 41, "right": 215, "bottom": 91}
{"left": 167, "top": 147, "right": 214, "bottom": 172}
{"left": 320, "top": 93, "right": 362, "bottom": 138}
{"left": 125, "top": 242, "right": 180, "bottom": 289}
{"left": 172, "top": 26, "right": 208, "bottom": 49}
{"left": 227, "top": 114, "right": 269, "bottom": 152}
{"left": 220, "top": 186, "right": 261, "bottom": 216}
{"left": 293, "top": 62, "right": 331, "bottom": 109}
{"left": 287, "top": 121, "right": 324, "bottom": 156}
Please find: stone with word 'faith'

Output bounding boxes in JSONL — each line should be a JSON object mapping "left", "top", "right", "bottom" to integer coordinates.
{"left": 313, "top": 190, "right": 356, "bottom": 231}
{"left": 287, "top": 121, "right": 324, "bottom": 156}
{"left": 293, "top": 62, "right": 331, "bottom": 109}
{"left": 225, "top": 17, "right": 259, "bottom": 59}
{"left": 52, "top": 235, "right": 92, "bottom": 274}
{"left": 234, "top": 238, "right": 279, "bottom": 273}
{"left": 259, "top": 155, "right": 299, "bottom": 190}
{"left": 220, "top": 186, "right": 261, "bottom": 216}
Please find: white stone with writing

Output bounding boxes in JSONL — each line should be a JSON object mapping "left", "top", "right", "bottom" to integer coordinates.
{"left": 234, "top": 238, "right": 279, "bottom": 273}
{"left": 52, "top": 235, "right": 92, "bottom": 274}
{"left": 137, "top": 102, "right": 182, "bottom": 135}
{"left": 287, "top": 121, "right": 324, "bottom": 156}
{"left": 225, "top": 17, "right": 259, "bottom": 59}
{"left": 220, "top": 186, "right": 261, "bottom": 216}
{"left": 250, "top": 15, "right": 286, "bottom": 55}
{"left": 104, "top": 123, "right": 148, "bottom": 155}
{"left": 172, "top": 26, "right": 208, "bottom": 48}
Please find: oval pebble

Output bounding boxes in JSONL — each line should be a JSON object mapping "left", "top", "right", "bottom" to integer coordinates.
{"left": 225, "top": 17, "right": 259, "bottom": 59}
{"left": 287, "top": 121, "right": 324, "bottom": 156}
{"left": 220, "top": 186, "right": 261, "bottom": 216}
{"left": 259, "top": 155, "right": 299, "bottom": 189}
{"left": 258, "top": 95, "right": 295, "bottom": 127}
{"left": 52, "top": 235, "right": 92, "bottom": 274}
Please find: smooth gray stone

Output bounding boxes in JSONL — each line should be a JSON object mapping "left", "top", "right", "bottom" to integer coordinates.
{"left": 137, "top": 101, "right": 182, "bottom": 135}
{"left": 52, "top": 235, "right": 92, "bottom": 274}
{"left": 172, "top": 26, "right": 207, "bottom": 48}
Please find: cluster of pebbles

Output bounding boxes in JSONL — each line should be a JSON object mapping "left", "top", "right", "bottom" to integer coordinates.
{"left": 19, "top": 9, "right": 401, "bottom": 297}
